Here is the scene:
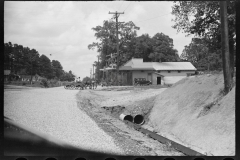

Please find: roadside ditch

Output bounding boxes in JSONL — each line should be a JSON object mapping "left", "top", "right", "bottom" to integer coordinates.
{"left": 76, "top": 90, "right": 184, "bottom": 156}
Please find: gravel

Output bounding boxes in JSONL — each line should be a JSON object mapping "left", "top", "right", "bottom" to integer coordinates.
{"left": 4, "top": 85, "right": 124, "bottom": 155}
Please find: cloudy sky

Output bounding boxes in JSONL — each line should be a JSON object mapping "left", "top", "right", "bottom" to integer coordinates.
{"left": 4, "top": 1, "right": 194, "bottom": 79}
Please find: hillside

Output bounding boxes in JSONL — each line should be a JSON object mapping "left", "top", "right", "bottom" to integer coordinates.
{"left": 147, "top": 74, "right": 235, "bottom": 155}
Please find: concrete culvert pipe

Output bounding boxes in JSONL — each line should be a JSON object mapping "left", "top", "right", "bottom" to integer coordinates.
{"left": 133, "top": 115, "right": 145, "bottom": 125}
{"left": 119, "top": 113, "right": 133, "bottom": 122}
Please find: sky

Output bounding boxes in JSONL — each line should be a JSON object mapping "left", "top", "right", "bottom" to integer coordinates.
{"left": 4, "top": 1, "right": 194, "bottom": 79}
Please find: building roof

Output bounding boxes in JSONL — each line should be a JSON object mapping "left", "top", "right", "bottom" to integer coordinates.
{"left": 152, "top": 62, "right": 196, "bottom": 70}
{"left": 119, "top": 58, "right": 196, "bottom": 71}
{"left": 153, "top": 72, "right": 164, "bottom": 77}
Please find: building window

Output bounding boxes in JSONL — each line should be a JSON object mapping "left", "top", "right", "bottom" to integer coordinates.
{"left": 168, "top": 71, "right": 171, "bottom": 73}
{"left": 178, "top": 70, "right": 181, "bottom": 73}
{"left": 158, "top": 70, "right": 161, "bottom": 73}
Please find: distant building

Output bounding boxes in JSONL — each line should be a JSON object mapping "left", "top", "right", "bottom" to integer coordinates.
{"left": 119, "top": 58, "right": 196, "bottom": 85}
{"left": 4, "top": 70, "right": 11, "bottom": 82}
{"left": 20, "top": 74, "right": 45, "bottom": 82}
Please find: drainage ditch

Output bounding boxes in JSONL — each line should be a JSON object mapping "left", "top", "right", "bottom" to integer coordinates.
{"left": 101, "top": 105, "right": 205, "bottom": 156}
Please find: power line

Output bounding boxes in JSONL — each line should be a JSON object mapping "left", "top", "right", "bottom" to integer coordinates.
{"left": 123, "top": 2, "right": 131, "bottom": 12}
{"left": 134, "top": 13, "right": 172, "bottom": 23}
{"left": 118, "top": 1, "right": 124, "bottom": 11}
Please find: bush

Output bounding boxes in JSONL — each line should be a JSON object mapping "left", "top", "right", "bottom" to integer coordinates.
{"left": 22, "top": 82, "right": 26, "bottom": 85}
{"left": 48, "top": 79, "right": 62, "bottom": 87}
{"left": 40, "top": 79, "right": 49, "bottom": 88}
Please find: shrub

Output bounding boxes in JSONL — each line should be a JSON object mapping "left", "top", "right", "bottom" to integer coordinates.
{"left": 22, "top": 82, "right": 26, "bottom": 85}
{"left": 40, "top": 79, "right": 49, "bottom": 88}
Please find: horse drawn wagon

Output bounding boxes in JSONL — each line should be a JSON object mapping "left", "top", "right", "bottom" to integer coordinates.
{"left": 64, "top": 80, "right": 98, "bottom": 90}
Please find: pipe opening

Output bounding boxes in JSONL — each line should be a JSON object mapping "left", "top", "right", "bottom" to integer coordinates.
{"left": 120, "top": 113, "right": 133, "bottom": 122}
{"left": 124, "top": 115, "right": 134, "bottom": 122}
{"left": 134, "top": 115, "right": 145, "bottom": 125}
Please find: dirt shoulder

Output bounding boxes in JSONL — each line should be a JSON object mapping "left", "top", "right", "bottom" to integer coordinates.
{"left": 76, "top": 88, "right": 184, "bottom": 156}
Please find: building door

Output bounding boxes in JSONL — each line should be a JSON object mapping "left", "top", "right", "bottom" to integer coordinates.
{"left": 157, "top": 77, "right": 161, "bottom": 85}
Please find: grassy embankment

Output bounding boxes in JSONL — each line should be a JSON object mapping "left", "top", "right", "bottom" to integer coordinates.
{"left": 148, "top": 73, "right": 235, "bottom": 156}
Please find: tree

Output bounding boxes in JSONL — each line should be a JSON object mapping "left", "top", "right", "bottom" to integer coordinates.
{"left": 88, "top": 20, "right": 140, "bottom": 80}
{"left": 148, "top": 33, "right": 179, "bottom": 62}
{"left": 39, "top": 54, "right": 53, "bottom": 79}
{"left": 4, "top": 42, "right": 14, "bottom": 70}
{"left": 133, "top": 34, "right": 152, "bottom": 62}
{"left": 27, "top": 49, "right": 40, "bottom": 84}
{"left": 59, "top": 71, "right": 75, "bottom": 82}
{"left": 171, "top": 1, "right": 236, "bottom": 75}
{"left": 180, "top": 38, "right": 222, "bottom": 71}
{"left": 52, "top": 60, "right": 64, "bottom": 79}
{"left": 4, "top": 42, "right": 70, "bottom": 82}
{"left": 68, "top": 70, "right": 76, "bottom": 81}
{"left": 82, "top": 76, "right": 92, "bottom": 83}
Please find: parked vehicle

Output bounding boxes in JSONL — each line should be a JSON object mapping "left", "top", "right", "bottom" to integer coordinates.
{"left": 134, "top": 78, "right": 152, "bottom": 86}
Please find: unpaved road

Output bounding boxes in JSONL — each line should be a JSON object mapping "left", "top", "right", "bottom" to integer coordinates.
{"left": 4, "top": 85, "right": 184, "bottom": 156}
{"left": 4, "top": 85, "right": 123, "bottom": 155}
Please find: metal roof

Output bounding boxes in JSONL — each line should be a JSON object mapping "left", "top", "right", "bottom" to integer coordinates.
{"left": 119, "top": 58, "right": 196, "bottom": 71}
{"left": 152, "top": 62, "right": 196, "bottom": 70}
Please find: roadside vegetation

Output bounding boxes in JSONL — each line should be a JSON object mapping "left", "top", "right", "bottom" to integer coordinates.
{"left": 4, "top": 79, "right": 64, "bottom": 88}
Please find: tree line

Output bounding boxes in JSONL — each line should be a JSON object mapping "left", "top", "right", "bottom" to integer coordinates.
{"left": 4, "top": 42, "right": 75, "bottom": 82}
{"left": 88, "top": 1, "right": 236, "bottom": 80}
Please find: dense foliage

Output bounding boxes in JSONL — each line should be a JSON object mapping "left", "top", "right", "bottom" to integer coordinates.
{"left": 82, "top": 76, "right": 92, "bottom": 83}
{"left": 171, "top": 1, "right": 236, "bottom": 73}
{"left": 4, "top": 42, "right": 75, "bottom": 82}
{"left": 180, "top": 38, "right": 222, "bottom": 71}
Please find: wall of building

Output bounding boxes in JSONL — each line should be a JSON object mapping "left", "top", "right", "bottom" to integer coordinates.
{"left": 152, "top": 73, "right": 164, "bottom": 85}
{"left": 159, "top": 70, "right": 195, "bottom": 85}
{"left": 156, "top": 70, "right": 195, "bottom": 76}
{"left": 120, "top": 71, "right": 132, "bottom": 85}
{"left": 132, "top": 70, "right": 195, "bottom": 85}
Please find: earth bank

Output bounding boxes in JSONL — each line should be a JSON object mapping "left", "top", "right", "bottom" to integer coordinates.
{"left": 148, "top": 74, "right": 235, "bottom": 156}
{"left": 79, "top": 73, "right": 235, "bottom": 156}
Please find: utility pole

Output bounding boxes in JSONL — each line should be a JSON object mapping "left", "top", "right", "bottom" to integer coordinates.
{"left": 90, "top": 68, "right": 92, "bottom": 79}
{"left": 97, "top": 55, "right": 100, "bottom": 82}
{"left": 93, "top": 64, "right": 95, "bottom": 80}
{"left": 30, "top": 55, "right": 35, "bottom": 85}
{"left": 109, "top": 11, "right": 124, "bottom": 86}
{"left": 220, "top": 1, "right": 232, "bottom": 93}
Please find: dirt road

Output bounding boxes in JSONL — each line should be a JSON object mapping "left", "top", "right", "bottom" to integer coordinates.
{"left": 4, "top": 85, "right": 123, "bottom": 155}
{"left": 4, "top": 85, "right": 183, "bottom": 156}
